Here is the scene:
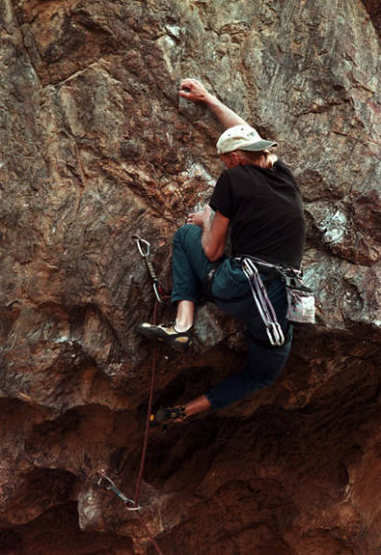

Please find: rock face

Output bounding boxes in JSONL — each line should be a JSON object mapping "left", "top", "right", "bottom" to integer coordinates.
{"left": 0, "top": 0, "right": 380, "bottom": 553}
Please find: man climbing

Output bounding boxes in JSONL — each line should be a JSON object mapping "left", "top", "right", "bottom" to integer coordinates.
{"left": 136, "top": 78, "right": 306, "bottom": 423}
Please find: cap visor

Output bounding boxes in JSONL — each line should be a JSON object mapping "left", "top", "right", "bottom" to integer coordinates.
{"left": 241, "top": 140, "right": 278, "bottom": 151}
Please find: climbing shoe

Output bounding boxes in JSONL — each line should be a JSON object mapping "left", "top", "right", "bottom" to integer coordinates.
{"left": 135, "top": 322, "right": 193, "bottom": 353}
{"left": 149, "top": 406, "right": 187, "bottom": 426}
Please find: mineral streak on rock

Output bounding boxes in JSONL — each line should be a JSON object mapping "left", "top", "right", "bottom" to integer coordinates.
{"left": 0, "top": 0, "right": 380, "bottom": 553}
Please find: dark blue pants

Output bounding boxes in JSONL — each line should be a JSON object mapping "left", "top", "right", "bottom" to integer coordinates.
{"left": 172, "top": 224, "right": 292, "bottom": 410}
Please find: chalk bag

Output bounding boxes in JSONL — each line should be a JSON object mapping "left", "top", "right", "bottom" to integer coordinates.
{"left": 285, "top": 276, "right": 316, "bottom": 324}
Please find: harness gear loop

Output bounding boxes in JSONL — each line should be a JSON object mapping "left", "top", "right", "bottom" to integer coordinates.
{"left": 133, "top": 235, "right": 164, "bottom": 303}
{"left": 97, "top": 471, "right": 141, "bottom": 511}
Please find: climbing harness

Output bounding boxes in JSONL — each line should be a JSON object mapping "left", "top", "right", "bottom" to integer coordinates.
{"left": 237, "top": 255, "right": 315, "bottom": 337}
{"left": 240, "top": 257, "right": 285, "bottom": 346}
{"left": 133, "top": 235, "right": 165, "bottom": 303}
{"left": 202, "top": 260, "right": 223, "bottom": 301}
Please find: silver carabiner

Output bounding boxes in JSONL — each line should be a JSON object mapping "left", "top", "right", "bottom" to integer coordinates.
{"left": 153, "top": 282, "right": 163, "bottom": 304}
{"left": 133, "top": 235, "right": 150, "bottom": 258}
{"left": 97, "top": 473, "right": 116, "bottom": 490}
{"left": 242, "top": 258, "right": 255, "bottom": 279}
{"left": 97, "top": 472, "right": 141, "bottom": 511}
{"left": 266, "top": 323, "right": 285, "bottom": 346}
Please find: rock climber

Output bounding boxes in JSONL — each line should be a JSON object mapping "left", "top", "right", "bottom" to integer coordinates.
{"left": 136, "top": 78, "right": 306, "bottom": 424}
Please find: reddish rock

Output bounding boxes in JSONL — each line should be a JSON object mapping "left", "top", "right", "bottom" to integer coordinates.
{"left": 0, "top": 0, "right": 380, "bottom": 553}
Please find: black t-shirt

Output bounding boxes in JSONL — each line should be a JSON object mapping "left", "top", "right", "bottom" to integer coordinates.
{"left": 209, "top": 160, "right": 306, "bottom": 268}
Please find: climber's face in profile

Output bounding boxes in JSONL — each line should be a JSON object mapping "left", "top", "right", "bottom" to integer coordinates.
{"left": 220, "top": 151, "right": 239, "bottom": 169}
{"left": 220, "top": 150, "right": 246, "bottom": 169}
{"left": 220, "top": 149, "right": 273, "bottom": 170}
{"left": 220, "top": 153, "right": 233, "bottom": 168}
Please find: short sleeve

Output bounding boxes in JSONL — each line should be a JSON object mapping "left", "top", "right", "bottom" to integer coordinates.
{"left": 209, "top": 171, "right": 233, "bottom": 219}
{"left": 274, "top": 159, "right": 300, "bottom": 190}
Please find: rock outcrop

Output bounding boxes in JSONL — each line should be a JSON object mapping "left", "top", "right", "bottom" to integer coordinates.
{"left": 0, "top": 0, "right": 380, "bottom": 553}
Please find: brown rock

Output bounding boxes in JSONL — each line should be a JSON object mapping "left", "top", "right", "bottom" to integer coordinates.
{"left": 0, "top": 0, "right": 380, "bottom": 553}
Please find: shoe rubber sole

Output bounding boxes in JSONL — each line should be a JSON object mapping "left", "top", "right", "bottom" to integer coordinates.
{"left": 136, "top": 324, "right": 191, "bottom": 353}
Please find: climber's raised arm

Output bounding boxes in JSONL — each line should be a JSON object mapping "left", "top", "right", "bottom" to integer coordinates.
{"left": 179, "top": 78, "right": 248, "bottom": 129}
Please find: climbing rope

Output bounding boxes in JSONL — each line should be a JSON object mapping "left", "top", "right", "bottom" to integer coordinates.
{"left": 97, "top": 302, "right": 163, "bottom": 554}
{"left": 97, "top": 236, "right": 169, "bottom": 554}
{"left": 134, "top": 300, "right": 160, "bottom": 505}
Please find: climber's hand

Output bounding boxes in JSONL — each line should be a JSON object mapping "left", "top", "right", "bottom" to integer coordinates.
{"left": 187, "top": 205, "right": 212, "bottom": 228}
{"left": 179, "top": 78, "right": 210, "bottom": 103}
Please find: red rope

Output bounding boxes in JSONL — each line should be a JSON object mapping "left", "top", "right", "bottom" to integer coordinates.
{"left": 137, "top": 512, "right": 164, "bottom": 555}
{"left": 132, "top": 300, "right": 165, "bottom": 555}
{"left": 134, "top": 300, "right": 159, "bottom": 504}
{"left": 99, "top": 243, "right": 170, "bottom": 553}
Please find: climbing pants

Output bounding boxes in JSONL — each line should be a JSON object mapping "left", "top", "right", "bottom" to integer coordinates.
{"left": 171, "top": 224, "right": 293, "bottom": 410}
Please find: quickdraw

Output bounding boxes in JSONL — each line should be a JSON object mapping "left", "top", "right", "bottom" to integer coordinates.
{"left": 97, "top": 471, "right": 141, "bottom": 511}
{"left": 133, "top": 235, "right": 164, "bottom": 303}
{"left": 241, "top": 258, "right": 285, "bottom": 346}
{"left": 97, "top": 468, "right": 164, "bottom": 555}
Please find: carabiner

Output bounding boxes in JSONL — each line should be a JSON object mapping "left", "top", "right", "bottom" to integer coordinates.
{"left": 97, "top": 472, "right": 141, "bottom": 511}
{"left": 133, "top": 234, "right": 165, "bottom": 303}
{"left": 266, "top": 322, "right": 285, "bottom": 346}
{"left": 242, "top": 258, "right": 255, "bottom": 279}
{"left": 153, "top": 282, "right": 163, "bottom": 304}
{"left": 133, "top": 235, "right": 150, "bottom": 258}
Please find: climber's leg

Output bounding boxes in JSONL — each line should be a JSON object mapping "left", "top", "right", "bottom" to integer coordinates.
{"left": 136, "top": 224, "right": 218, "bottom": 350}
{"left": 205, "top": 330, "right": 292, "bottom": 410}
{"left": 171, "top": 224, "right": 215, "bottom": 304}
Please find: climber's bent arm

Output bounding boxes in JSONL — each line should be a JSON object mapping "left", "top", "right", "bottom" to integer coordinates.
{"left": 179, "top": 78, "right": 248, "bottom": 129}
{"left": 187, "top": 206, "right": 229, "bottom": 262}
{"left": 201, "top": 210, "right": 230, "bottom": 261}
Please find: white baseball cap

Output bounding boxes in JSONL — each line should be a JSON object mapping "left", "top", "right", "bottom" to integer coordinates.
{"left": 216, "top": 124, "right": 277, "bottom": 155}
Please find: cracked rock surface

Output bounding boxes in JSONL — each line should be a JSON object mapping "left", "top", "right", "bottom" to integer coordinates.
{"left": 0, "top": 0, "right": 380, "bottom": 553}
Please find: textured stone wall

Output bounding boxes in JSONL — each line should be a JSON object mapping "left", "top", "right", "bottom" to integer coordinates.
{"left": 0, "top": 0, "right": 380, "bottom": 553}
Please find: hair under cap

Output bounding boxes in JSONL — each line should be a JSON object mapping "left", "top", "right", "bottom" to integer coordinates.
{"left": 216, "top": 124, "right": 277, "bottom": 155}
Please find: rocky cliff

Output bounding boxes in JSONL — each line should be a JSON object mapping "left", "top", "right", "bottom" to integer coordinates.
{"left": 0, "top": 0, "right": 380, "bottom": 553}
